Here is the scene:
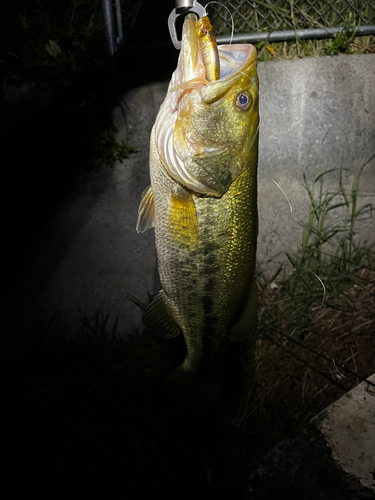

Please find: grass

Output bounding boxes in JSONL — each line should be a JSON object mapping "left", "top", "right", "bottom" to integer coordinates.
{"left": 240, "top": 154, "right": 375, "bottom": 431}
{"left": 1, "top": 0, "right": 136, "bottom": 176}
{"left": 1, "top": 4, "right": 374, "bottom": 495}
{"left": 257, "top": 154, "right": 374, "bottom": 341}
{"left": 2, "top": 157, "right": 374, "bottom": 497}
{"left": 81, "top": 125, "right": 137, "bottom": 175}
{"left": 0, "top": 0, "right": 106, "bottom": 87}
{"left": 206, "top": 0, "right": 375, "bottom": 60}
{"left": 256, "top": 33, "right": 375, "bottom": 61}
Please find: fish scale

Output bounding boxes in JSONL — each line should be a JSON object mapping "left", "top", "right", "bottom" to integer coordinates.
{"left": 149, "top": 129, "right": 257, "bottom": 377}
{"left": 137, "top": 14, "right": 259, "bottom": 403}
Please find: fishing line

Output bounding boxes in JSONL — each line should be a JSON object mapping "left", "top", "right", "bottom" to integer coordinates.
{"left": 237, "top": 70, "right": 259, "bottom": 94}
{"left": 307, "top": 269, "right": 326, "bottom": 308}
{"left": 270, "top": 178, "right": 327, "bottom": 308}
{"left": 263, "top": 322, "right": 375, "bottom": 388}
{"left": 272, "top": 179, "right": 293, "bottom": 216}
{"left": 204, "top": 1, "right": 234, "bottom": 45}
{"left": 249, "top": 122, "right": 260, "bottom": 150}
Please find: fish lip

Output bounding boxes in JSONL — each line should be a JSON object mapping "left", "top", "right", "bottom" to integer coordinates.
{"left": 172, "top": 16, "right": 258, "bottom": 111}
{"left": 155, "top": 17, "right": 258, "bottom": 198}
{"left": 218, "top": 43, "right": 257, "bottom": 72}
{"left": 200, "top": 44, "right": 258, "bottom": 104}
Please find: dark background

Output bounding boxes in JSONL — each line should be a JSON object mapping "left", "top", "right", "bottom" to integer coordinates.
{"left": 1, "top": 3, "right": 373, "bottom": 498}
{"left": 0, "top": 0, "right": 182, "bottom": 292}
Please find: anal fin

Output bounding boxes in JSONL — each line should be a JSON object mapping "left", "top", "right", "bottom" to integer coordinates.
{"left": 142, "top": 290, "right": 181, "bottom": 339}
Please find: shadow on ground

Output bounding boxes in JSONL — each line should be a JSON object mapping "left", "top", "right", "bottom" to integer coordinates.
{"left": 2, "top": 302, "right": 373, "bottom": 499}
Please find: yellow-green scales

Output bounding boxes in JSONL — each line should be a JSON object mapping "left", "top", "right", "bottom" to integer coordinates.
{"left": 137, "top": 14, "right": 259, "bottom": 402}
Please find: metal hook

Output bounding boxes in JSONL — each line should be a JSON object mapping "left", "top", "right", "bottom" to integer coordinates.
{"left": 168, "top": 1, "right": 206, "bottom": 49}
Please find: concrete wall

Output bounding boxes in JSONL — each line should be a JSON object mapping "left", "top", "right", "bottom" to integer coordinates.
{"left": 7, "top": 53, "right": 375, "bottom": 338}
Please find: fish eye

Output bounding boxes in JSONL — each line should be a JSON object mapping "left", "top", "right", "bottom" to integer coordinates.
{"left": 236, "top": 91, "right": 251, "bottom": 111}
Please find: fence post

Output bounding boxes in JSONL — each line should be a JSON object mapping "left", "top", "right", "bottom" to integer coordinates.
{"left": 102, "top": 0, "right": 117, "bottom": 57}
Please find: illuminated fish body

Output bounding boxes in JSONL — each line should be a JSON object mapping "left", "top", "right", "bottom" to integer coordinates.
{"left": 137, "top": 14, "right": 259, "bottom": 403}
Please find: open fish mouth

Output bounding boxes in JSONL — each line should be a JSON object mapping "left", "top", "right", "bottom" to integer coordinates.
{"left": 154, "top": 14, "right": 258, "bottom": 197}
{"left": 173, "top": 14, "right": 257, "bottom": 99}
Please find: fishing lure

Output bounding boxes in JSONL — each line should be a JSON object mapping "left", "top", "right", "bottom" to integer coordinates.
{"left": 196, "top": 16, "right": 220, "bottom": 82}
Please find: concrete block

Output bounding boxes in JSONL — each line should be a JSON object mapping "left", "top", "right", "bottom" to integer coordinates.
{"left": 257, "top": 54, "right": 375, "bottom": 274}
{"left": 311, "top": 373, "right": 375, "bottom": 492}
{"left": 5, "top": 54, "right": 375, "bottom": 338}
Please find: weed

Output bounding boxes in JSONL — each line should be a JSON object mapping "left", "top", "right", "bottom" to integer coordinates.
{"left": 0, "top": 0, "right": 106, "bottom": 87}
{"left": 324, "top": 28, "right": 357, "bottom": 56}
{"left": 210, "top": 0, "right": 375, "bottom": 35}
{"left": 82, "top": 126, "right": 136, "bottom": 175}
{"left": 78, "top": 309, "right": 120, "bottom": 343}
{"left": 4, "top": 154, "right": 374, "bottom": 498}
{"left": 209, "top": 1, "right": 375, "bottom": 59}
{"left": 256, "top": 41, "right": 276, "bottom": 61}
{"left": 258, "top": 154, "right": 374, "bottom": 340}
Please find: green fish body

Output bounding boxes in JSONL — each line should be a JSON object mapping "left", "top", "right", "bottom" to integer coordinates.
{"left": 137, "top": 14, "right": 259, "bottom": 403}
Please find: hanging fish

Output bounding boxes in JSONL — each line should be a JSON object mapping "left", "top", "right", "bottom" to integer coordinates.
{"left": 137, "top": 13, "right": 259, "bottom": 405}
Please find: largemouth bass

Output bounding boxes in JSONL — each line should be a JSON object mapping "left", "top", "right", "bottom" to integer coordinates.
{"left": 137, "top": 14, "right": 259, "bottom": 404}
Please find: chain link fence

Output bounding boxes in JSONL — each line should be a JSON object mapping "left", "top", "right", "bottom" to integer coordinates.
{"left": 104, "top": 1, "right": 375, "bottom": 55}
{"left": 116, "top": 0, "right": 144, "bottom": 31}
{"left": 207, "top": 0, "right": 375, "bottom": 35}
{"left": 102, "top": 0, "right": 144, "bottom": 55}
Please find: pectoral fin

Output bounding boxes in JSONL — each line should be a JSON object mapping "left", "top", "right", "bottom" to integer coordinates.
{"left": 142, "top": 290, "right": 181, "bottom": 339}
{"left": 229, "top": 279, "right": 258, "bottom": 341}
{"left": 136, "top": 185, "right": 154, "bottom": 233}
{"left": 168, "top": 189, "right": 199, "bottom": 247}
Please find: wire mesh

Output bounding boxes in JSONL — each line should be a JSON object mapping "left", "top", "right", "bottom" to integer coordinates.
{"left": 205, "top": 0, "right": 375, "bottom": 35}
{"left": 118, "top": 0, "right": 144, "bottom": 30}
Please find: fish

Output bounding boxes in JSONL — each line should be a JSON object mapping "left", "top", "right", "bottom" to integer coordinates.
{"left": 136, "top": 13, "right": 259, "bottom": 405}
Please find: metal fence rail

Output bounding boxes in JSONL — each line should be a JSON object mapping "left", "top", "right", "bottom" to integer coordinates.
{"left": 102, "top": 0, "right": 144, "bottom": 56}
{"left": 103, "top": 0, "right": 375, "bottom": 57}
{"left": 207, "top": 0, "right": 375, "bottom": 35}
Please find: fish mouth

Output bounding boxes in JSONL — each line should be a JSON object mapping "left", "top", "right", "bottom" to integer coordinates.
{"left": 174, "top": 14, "right": 257, "bottom": 98}
{"left": 154, "top": 14, "right": 257, "bottom": 197}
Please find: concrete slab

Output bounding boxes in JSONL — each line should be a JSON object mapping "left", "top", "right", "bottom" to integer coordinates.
{"left": 257, "top": 54, "right": 375, "bottom": 274}
{"left": 312, "top": 373, "right": 375, "bottom": 492}
{"left": 5, "top": 53, "right": 375, "bottom": 338}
